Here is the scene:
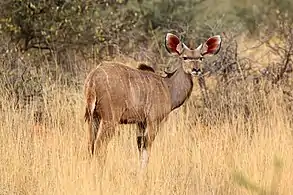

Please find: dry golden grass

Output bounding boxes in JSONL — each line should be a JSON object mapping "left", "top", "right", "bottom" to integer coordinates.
{"left": 0, "top": 76, "right": 293, "bottom": 195}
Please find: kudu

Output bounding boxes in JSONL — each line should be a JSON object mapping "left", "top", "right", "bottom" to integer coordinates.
{"left": 84, "top": 33, "right": 222, "bottom": 167}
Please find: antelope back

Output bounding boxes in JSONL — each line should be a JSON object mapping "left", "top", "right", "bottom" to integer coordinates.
{"left": 85, "top": 63, "right": 171, "bottom": 121}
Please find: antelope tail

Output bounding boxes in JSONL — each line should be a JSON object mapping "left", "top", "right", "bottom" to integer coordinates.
{"left": 84, "top": 90, "right": 96, "bottom": 123}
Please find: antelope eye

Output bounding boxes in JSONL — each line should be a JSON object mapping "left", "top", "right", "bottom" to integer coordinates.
{"left": 199, "top": 56, "right": 203, "bottom": 61}
{"left": 183, "top": 57, "right": 188, "bottom": 60}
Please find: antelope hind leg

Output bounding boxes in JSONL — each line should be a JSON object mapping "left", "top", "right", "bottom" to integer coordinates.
{"left": 88, "top": 113, "right": 101, "bottom": 156}
{"left": 94, "top": 120, "right": 116, "bottom": 168}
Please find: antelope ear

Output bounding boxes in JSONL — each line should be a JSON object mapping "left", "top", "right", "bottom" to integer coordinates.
{"left": 201, "top": 35, "right": 222, "bottom": 56}
{"left": 165, "top": 33, "right": 183, "bottom": 55}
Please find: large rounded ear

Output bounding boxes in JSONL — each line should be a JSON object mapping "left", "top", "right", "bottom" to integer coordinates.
{"left": 201, "top": 35, "right": 222, "bottom": 56}
{"left": 165, "top": 33, "right": 183, "bottom": 55}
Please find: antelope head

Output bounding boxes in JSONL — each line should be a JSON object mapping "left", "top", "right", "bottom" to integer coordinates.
{"left": 165, "top": 33, "right": 222, "bottom": 75}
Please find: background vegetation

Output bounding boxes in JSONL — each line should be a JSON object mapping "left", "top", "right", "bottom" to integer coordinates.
{"left": 0, "top": 0, "right": 293, "bottom": 194}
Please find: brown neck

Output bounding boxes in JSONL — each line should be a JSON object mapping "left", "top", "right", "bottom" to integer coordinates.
{"left": 164, "top": 66, "right": 193, "bottom": 110}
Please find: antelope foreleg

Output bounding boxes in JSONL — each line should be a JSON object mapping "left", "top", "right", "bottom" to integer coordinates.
{"left": 140, "top": 122, "right": 158, "bottom": 168}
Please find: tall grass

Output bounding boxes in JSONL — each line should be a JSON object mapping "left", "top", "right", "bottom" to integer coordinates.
{"left": 0, "top": 61, "right": 293, "bottom": 195}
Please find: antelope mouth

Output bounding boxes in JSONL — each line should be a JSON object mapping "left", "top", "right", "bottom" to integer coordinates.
{"left": 191, "top": 67, "right": 202, "bottom": 76}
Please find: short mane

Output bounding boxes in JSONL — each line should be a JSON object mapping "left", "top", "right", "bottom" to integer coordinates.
{"left": 137, "top": 64, "right": 155, "bottom": 72}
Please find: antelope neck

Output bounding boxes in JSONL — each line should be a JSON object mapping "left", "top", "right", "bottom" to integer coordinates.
{"left": 164, "top": 66, "right": 193, "bottom": 110}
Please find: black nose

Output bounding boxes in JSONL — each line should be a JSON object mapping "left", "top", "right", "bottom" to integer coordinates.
{"left": 192, "top": 67, "right": 200, "bottom": 72}
{"left": 191, "top": 68, "right": 202, "bottom": 76}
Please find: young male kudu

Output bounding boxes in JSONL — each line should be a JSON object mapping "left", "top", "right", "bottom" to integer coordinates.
{"left": 84, "top": 33, "right": 222, "bottom": 168}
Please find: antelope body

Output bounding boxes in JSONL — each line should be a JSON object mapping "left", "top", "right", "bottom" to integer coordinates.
{"left": 84, "top": 33, "right": 222, "bottom": 167}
